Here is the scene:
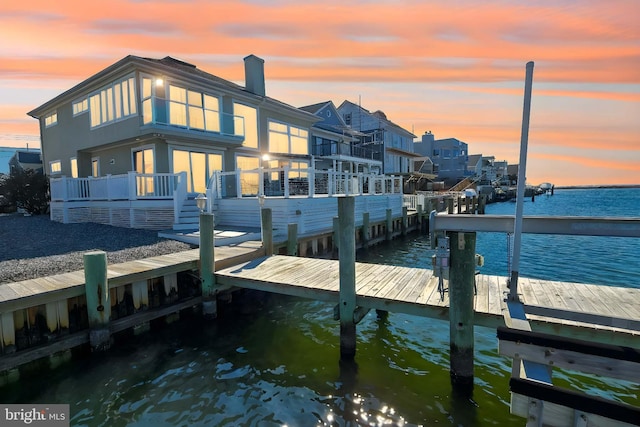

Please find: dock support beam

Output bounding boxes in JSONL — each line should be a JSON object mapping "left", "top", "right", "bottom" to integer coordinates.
{"left": 448, "top": 231, "right": 476, "bottom": 387}
{"left": 338, "top": 197, "right": 357, "bottom": 360}
{"left": 83, "top": 251, "right": 111, "bottom": 351}
{"left": 199, "top": 212, "right": 216, "bottom": 318}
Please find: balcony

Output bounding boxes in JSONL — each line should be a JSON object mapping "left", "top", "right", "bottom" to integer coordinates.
{"left": 312, "top": 140, "right": 382, "bottom": 161}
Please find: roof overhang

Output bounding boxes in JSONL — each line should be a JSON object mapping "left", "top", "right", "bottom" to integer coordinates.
{"left": 386, "top": 147, "right": 422, "bottom": 158}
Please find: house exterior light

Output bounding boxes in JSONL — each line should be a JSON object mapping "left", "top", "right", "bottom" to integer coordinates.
{"left": 195, "top": 193, "right": 207, "bottom": 212}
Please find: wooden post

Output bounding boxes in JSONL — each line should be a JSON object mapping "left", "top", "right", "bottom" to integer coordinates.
{"left": 338, "top": 197, "right": 356, "bottom": 360}
{"left": 362, "top": 212, "right": 370, "bottom": 247}
{"left": 478, "top": 195, "right": 486, "bottom": 214}
{"left": 465, "top": 197, "right": 471, "bottom": 214}
{"left": 401, "top": 206, "right": 408, "bottom": 236}
{"left": 261, "top": 208, "right": 273, "bottom": 256}
{"left": 448, "top": 231, "right": 476, "bottom": 387}
{"left": 447, "top": 198, "right": 454, "bottom": 214}
{"left": 83, "top": 251, "right": 111, "bottom": 351}
{"left": 417, "top": 205, "right": 423, "bottom": 231}
{"left": 332, "top": 216, "right": 339, "bottom": 254}
{"left": 199, "top": 212, "right": 216, "bottom": 318}
{"left": 385, "top": 209, "right": 392, "bottom": 241}
{"left": 457, "top": 197, "right": 462, "bottom": 214}
{"left": 287, "top": 223, "right": 298, "bottom": 256}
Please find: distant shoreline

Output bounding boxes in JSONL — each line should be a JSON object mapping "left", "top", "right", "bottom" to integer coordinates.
{"left": 553, "top": 184, "right": 640, "bottom": 190}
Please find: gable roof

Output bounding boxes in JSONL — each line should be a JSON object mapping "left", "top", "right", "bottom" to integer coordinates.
{"left": 337, "top": 100, "right": 416, "bottom": 139}
{"left": 300, "top": 100, "right": 367, "bottom": 139}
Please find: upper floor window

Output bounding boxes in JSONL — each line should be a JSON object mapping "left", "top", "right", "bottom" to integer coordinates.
{"left": 73, "top": 99, "right": 88, "bottom": 116}
{"left": 233, "top": 102, "right": 257, "bottom": 148}
{"left": 49, "top": 160, "right": 61, "bottom": 174}
{"left": 164, "top": 84, "right": 219, "bottom": 132}
{"left": 344, "top": 113, "right": 351, "bottom": 126}
{"left": 433, "top": 149, "right": 440, "bottom": 156}
{"left": 89, "top": 76, "right": 137, "bottom": 128}
{"left": 268, "top": 120, "right": 308, "bottom": 155}
{"left": 44, "top": 111, "right": 57, "bottom": 128}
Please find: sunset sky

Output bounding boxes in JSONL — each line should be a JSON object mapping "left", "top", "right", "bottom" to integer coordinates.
{"left": 0, "top": 0, "right": 638, "bottom": 186}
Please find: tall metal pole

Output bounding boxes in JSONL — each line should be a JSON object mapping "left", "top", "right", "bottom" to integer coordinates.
{"left": 509, "top": 61, "right": 535, "bottom": 301}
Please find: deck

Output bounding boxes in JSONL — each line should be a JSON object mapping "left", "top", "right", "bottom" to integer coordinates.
{"left": 216, "top": 255, "right": 640, "bottom": 344}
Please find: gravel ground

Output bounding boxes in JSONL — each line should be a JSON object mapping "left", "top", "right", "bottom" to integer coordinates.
{"left": 0, "top": 213, "right": 194, "bottom": 284}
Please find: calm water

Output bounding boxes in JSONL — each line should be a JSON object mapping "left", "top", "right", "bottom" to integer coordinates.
{"left": 1, "top": 188, "right": 638, "bottom": 426}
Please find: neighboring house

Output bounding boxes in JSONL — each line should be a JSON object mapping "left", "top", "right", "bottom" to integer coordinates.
{"left": 9, "top": 150, "right": 43, "bottom": 175}
{"left": 466, "top": 155, "right": 510, "bottom": 184}
{"left": 337, "top": 101, "right": 417, "bottom": 175}
{"left": 413, "top": 132, "right": 469, "bottom": 184}
{"left": 27, "top": 55, "right": 403, "bottom": 231}
{"left": 299, "top": 101, "right": 382, "bottom": 174}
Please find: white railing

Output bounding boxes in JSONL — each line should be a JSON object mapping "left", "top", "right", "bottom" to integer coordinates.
{"left": 206, "top": 167, "right": 402, "bottom": 200}
{"left": 403, "top": 192, "right": 465, "bottom": 211}
{"left": 50, "top": 173, "right": 179, "bottom": 202}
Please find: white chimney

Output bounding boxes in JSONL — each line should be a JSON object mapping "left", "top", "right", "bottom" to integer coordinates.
{"left": 244, "top": 54, "right": 265, "bottom": 97}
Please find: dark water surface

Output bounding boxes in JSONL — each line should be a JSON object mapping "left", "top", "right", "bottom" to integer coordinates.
{"left": 1, "top": 188, "right": 638, "bottom": 426}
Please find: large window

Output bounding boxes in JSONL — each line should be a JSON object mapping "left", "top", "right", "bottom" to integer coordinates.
{"left": 268, "top": 120, "right": 308, "bottom": 155}
{"left": 172, "top": 149, "right": 222, "bottom": 193}
{"left": 234, "top": 102, "right": 257, "bottom": 148}
{"left": 168, "top": 84, "right": 220, "bottom": 132}
{"left": 89, "top": 76, "right": 137, "bottom": 128}
{"left": 134, "top": 148, "right": 155, "bottom": 196}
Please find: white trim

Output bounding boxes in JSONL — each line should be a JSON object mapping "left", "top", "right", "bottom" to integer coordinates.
{"left": 72, "top": 98, "right": 89, "bottom": 116}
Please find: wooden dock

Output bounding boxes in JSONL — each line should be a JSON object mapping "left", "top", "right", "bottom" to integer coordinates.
{"left": 216, "top": 255, "right": 640, "bottom": 346}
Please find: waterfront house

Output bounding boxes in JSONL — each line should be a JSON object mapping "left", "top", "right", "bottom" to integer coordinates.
{"left": 8, "top": 150, "right": 43, "bottom": 175}
{"left": 413, "top": 132, "right": 470, "bottom": 187}
{"left": 300, "top": 101, "right": 383, "bottom": 175}
{"left": 28, "top": 55, "right": 403, "bottom": 232}
{"left": 336, "top": 101, "right": 418, "bottom": 175}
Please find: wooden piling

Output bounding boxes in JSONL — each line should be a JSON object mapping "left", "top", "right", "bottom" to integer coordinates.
{"left": 333, "top": 216, "right": 340, "bottom": 254}
{"left": 338, "top": 197, "right": 357, "bottom": 360}
{"left": 447, "top": 198, "right": 454, "bottom": 214}
{"left": 386, "top": 209, "right": 393, "bottom": 241}
{"left": 261, "top": 208, "right": 273, "bottom": 256}
{"left": 83, "top": 251, "right": 111, "bottom": 351}
{"left": 457, "top": 197, "right": 462, "bottom": 214}
{"left": 132, "top": 280, "right": 149, "bottom": 311}
{"left": 448, "top": 231, "right": 476, "bottom": 386}
{"left": 362, "top": 212, "right": 370, "bottom": 247}
{"left": 417, "top": 205, "right": 423, "bottom": 231}
{"left": 287, "top": 223, "right": 298, "bottom": 256}
{"left": 401, "top": 206, "right": 408, "bottom": 236}
{"left": 199, "top": 212, "right": 216, "bottom": 318}
{"left": 1, "top": 312, "right": 15, "bottom": 354}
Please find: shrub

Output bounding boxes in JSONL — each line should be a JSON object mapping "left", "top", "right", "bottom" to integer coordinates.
{"left": 1, "top": 169, "right": 50, "bottom": 214}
